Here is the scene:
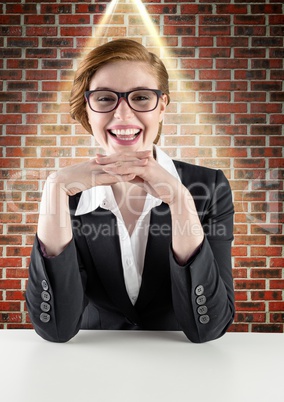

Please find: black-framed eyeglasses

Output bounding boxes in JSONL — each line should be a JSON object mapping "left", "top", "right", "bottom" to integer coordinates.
{"left": 84, "top": 89, "right": 164, "bottom": 113}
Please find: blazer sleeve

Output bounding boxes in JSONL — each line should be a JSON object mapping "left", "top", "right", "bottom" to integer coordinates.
{"left": 25, "top": 235, "right": 87, "bottom": 342}
{"left": 170, "top": 169, "right": 235, "bottom": 343}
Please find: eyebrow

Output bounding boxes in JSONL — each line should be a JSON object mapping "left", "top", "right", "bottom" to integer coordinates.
{"left": 89, "top": 86, "right": 153, "bottom": 92}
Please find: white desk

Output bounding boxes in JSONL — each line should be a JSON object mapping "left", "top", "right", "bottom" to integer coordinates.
{"left": 0, "top": 330, "right": 283, "bottom": 402}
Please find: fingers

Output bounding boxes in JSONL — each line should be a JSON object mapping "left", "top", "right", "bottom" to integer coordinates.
{"left": 96, "top": 150, "right": 151, "bottom": 165}
{"left": 95, "top": 151, "right": 149, "bottom": 177}
{"left": 94, "top": 172, "right": 136, "bottom": 186}
{"left": 101, "top": 163, "right": 147, "bottom": 178}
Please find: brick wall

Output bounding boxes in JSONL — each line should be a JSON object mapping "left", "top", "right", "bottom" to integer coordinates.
{"left": 0, "top": 0, "right": 283, "bottom": 332}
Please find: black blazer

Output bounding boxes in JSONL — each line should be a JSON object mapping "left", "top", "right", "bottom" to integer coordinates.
{"left": 26, "top": 160, "right": 235, "bottom": 343}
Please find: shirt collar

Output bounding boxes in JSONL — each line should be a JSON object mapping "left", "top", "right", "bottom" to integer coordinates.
{"left": 75, "top": 145, "right": 181, "bottom": 216}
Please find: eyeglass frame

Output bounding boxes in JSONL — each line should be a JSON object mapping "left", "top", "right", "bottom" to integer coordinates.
{"left": 84, "top": 88, "right": 164, "bottom": 113}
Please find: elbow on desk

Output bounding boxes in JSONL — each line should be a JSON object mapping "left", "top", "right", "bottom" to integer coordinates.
{"left": 33, "top": 324, "right": 80, "bottom": 343}
{"left": 183, "top": 308, "right": 235, "bottom": 344}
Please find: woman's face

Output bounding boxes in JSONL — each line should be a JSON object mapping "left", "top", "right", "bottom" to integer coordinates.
{"left": 86, "top": 60, "right": 167, "bottom": 155}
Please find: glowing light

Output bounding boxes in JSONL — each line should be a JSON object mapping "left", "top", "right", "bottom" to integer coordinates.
{"left": 94, "top": 0, "right": 119, "bottom": 40}
{"left": 132, "top": 0, "right": 165, "bottom": 49}
{"left": 84, "top": 0, "right": 171, "bottom": 63}
{"left": 78, "top": 0, "right": 181, "bottom": 89}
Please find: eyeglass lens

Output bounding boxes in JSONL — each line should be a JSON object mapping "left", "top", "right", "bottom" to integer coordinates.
{"left": 87, "top": 90, "right": 159, "bottom": 112}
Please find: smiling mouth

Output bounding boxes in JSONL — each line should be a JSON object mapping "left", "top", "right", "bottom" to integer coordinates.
{"left": 108, "top": 128, "right": 142, "bottom": 141}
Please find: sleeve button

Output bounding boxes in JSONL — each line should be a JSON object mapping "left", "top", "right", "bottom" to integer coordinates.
{"left": 197, "top": 305, "right": 208, "bottom": 315}
{"left": 40, "top": 313, "right": 51, "bottom": 323}
{"left": 40, "top": 302, "right": 51, "bottom": 312}
{"left": 199, "top": 315, "right": 210, "bottom": 324}
{"left": 41, "top": 291, "right": 51, "bottom": 302}
{"left": 196, "top": 295, "right": 206, "bottom": 305}
{"left": 41, "top": 280, "right": 49, "bottom": 291}
{"left": 195, "top": 285, "right": 204, "bottom": 296}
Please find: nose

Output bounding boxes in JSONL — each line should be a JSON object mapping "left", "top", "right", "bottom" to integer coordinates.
{"left": 113, "top": 98, "right": 134, "bottom": 120}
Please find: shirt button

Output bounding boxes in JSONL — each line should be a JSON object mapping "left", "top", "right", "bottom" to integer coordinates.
{"left": 199, "top": 315, "right": 210, "bottom": 325}
{"left": 40, "top": 313, "right": 50, "bottom": 323}
{"left": 196, "top": 295, "right": 207, "bottom": 305}
{"left": 41, "top": 291, "right": 51, "bottom": 302}
{"left": 101, "top": 199, "right": 109, "bottom": 209}
{"left": 126, "top": 257, "right": 133, "bottom": 267}
{"left": 41, "top": 302, "right": 51, "bottom": 312}
{"left": 195, "top": 285, "right": 204, "bottom": 296}
{"left": 41, "top": 280, "right": 49, "bottom": 291}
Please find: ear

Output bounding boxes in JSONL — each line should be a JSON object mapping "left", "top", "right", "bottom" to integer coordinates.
{"left": 159, "top": 94, "right": 168, "bottom": 122}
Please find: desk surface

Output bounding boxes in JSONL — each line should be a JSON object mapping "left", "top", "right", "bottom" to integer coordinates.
{"left": 0, "top": 330, "right": 283, "bottom": 402}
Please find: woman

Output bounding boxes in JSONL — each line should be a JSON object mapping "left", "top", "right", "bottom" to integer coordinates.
{"left": 26, "top": 39, "right": 235, "bottom": 343}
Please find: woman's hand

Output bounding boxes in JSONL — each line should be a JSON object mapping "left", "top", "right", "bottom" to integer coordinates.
{"left": 97, "top": 150, "right": 204, "bottom": 264}
{"left": 48, "top": 150, "right": 151, "bottom": 196}
{"left": 96, "top": 150, "right": 185, "bottom": 205}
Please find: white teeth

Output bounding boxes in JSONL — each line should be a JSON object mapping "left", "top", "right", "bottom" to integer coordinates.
{"left": 110, "top": 129, "right": 140, "bottom": 136}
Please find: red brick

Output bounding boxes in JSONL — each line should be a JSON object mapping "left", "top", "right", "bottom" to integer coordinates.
{"left": 234, "top": 26, "right": 266, "bottom": 37}
{"left": 251, "top": 247, "right": 282, "bottom": 257}
{"left": 24, "top": 15, "right": 56, "bottom": 25}
{"left": 6, "top": 4, "right": 37, "bottom": 14}
{"left": 199, "top": 70, "right": 231, "bottom": 80}
{"left": 234, "top": 92, "right": 266, "bottom": 102}
{"left": 59, "top": 15, "right": 91, "bottom": 25}
{"left": 234, "top": 258, "right": 266, "bottom": 268}
{"left": 270, "top": 280, "right": 284, "bottom": 290}
{"left": 234, "top": 291, "right": 248, "bottom": 301}
{"left": 251, "top": 291, "right": 282, "bottom": 301}
{"left": 251, "top": 269, "right": 282, "bottom": 279}
{"left": 0, "top": 313, "right": 22, "bottom": 323}
{"left": 232, "top": 247, "right": 247, "bottom": 257}
{"left": 26, "top": 27, "right": 57, "bottom": 36}
{"left": 180, "top": 4, "right": 212, "bottom": 14}
{"left": 270, "top": 314, "right": 284, "bottom": 324}
{"left": 234, "top": 235, "right": 266, "bottom": 246}
{"left": 164, "top": 26, "right": 195, "bottom": 36}
{"left": 0, "top": 302, "right": 20, "bottom": 311}
{"left": 216, "top": 59, "right": 248, "bottom": 69}
{"left": 234, "top": 15, "right": 265, "bottom": 25}
{"left": 235, "top": 302, "right": 266, "bottom": 312}
{"left": 41, "top": 4, "right": 72, "bottom": 14}
{"left": 0, "top": 279, "right": 21, "bottom": 289}
{"left": 5, "top": 269, "right": 29, "bottom": 279}
{"left": 235, "top": 313, "right": 266, "bottom": 323}
{"left": 6, "top": 246, "right": 32, "bottom": 257}
{"left": 199, "top": 92, "right": 230, "bottom": 102}
{"left": 147, "top": 4, "right": 177, "bottom": 14}
{"left": 228, "top": 324, "right": 248, "bottom": 332}
{"left": 234, "top": 280, "right": 266, "bottom": 290}
{"left": 252, "top": 324, "right": 283, "bottom": 333}
{"left": 270, "top": 259, "right": 284, "bottom": 268}
{"left": 199, "top": 48, "right": 231, "bottom": 58}
{"left": 182, "top": 37, "right": 213, "bottom": 47}
{"left": 216, "top": 103, "right": 247, "bottom": 114}
{"left": 199, "top": 26, "right": 230, "bottom": 36}
{"left": 269, "top": 303, "right": 284, "bottom": 312}
{"left": 6, "top": 291, "right": 25, "bottom": 301}
{"left": 164, "top": 15, "right": 195, "bottom": 25}
{"left": 251, "top": 4, "right": 282, "bottom": 14}
{"left": 269, "top": 15, "right": 284, "bottom": 25}
{"left": 234, "top": 48, "right": 266, "bottom": 59}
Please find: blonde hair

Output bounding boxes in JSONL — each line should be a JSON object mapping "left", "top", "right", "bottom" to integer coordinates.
{"left": 70, "top": 39, "right": 170, "bottom": 143}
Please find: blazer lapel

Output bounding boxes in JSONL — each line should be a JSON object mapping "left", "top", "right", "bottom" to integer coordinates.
{"left": 80, "top": 208, "right": 140, "bottom": 324}
{"left": 135, "top": 202, "right": 172, "bottom": 310}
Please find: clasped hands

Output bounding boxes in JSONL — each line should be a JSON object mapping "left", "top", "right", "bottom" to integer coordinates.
{"left": 53, "top": 150, "right": 185, "bottom": 206}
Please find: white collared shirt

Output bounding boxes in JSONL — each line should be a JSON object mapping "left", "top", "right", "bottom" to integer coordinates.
{"left": 75, "top": 146, "right": 181, "bottom": 305}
